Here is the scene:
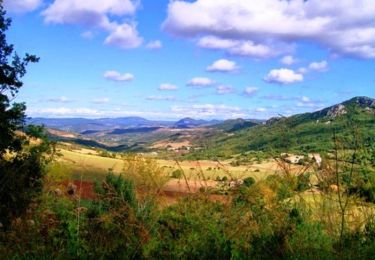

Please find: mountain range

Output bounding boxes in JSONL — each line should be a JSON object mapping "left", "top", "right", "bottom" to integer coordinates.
{"left": 29, "top": 96, "right": 374, "bottom": 156}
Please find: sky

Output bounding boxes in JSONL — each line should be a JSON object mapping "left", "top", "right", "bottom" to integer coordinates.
{"left": 3, "top": 0, "right": 375, "bottom": 120}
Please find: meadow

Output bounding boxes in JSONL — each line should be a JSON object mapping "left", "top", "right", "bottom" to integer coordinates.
{"left": 56, "top": 145, "right": 279, "bottom": 183}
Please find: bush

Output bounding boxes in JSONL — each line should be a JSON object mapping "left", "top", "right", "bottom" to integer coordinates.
{"left": 0, "top": 127, "right": 52, "bottom": 228}
{"left": 243, "top": 177, "right": 255, "bottom": 187}
{"left": 171, "top": 169, "right": 183, "bottom": 179}
{"left": 145, "top": 197, "right": 230, "bottom": 259}
{"left": 84, "top": 174, "right": 152, "bottom": 258}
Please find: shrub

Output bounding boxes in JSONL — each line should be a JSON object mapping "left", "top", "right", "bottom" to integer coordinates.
{"left": 171, "top": 169, "right": 183, "bottom": 179}
{"left": 243, "top": 177, "right": 255, "bottom": 187}
{"left": 84, "top": 174, "right": 152, "bottom": 258}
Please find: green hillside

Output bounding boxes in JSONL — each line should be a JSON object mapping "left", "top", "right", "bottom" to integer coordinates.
{"left": 210, "top": 118, "right": 260, "bottom": 132}
{"left": 189, "top": 97, "right": 375, "bottom": 159}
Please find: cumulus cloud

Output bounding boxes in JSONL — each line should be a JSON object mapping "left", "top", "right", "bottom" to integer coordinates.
{"left": 92, "top": 98, "right": 110, "bottom": 104}
{"left": 104, "top": 23, "right": 143, "bottom": 49}
{"left": 206, "top": 59, "right": 239, "bottom": 72}
{"left": 159, "top": 83, "right": 178, "bottom": 90}
{"left": 228, "top": 41, "right": 291, "bottom": 58}
{"left": 146, "top": 95, "right": 176, "bottom": 101}
{"left": 4, "top": 0, "right": 42, "bottom": 13}
{"left": 308, "top": 60, "right": 328, "bottom": 72}
{"left": 197, "top": 36, "right": 288, "bottom": 58}
{"left": 216, "top": 85, "right": 235, "bottom": 95}
{"left": 42, "top": 0, "right": 142, "bottom": 49}
{"left": 280, "top": 55, "right": 297, "bottom": 65}
{"left": 164, "top": 0, "right": 375, "bottom": 59}
{"left": 146, "top": 40, "right": 163, "bottom": 50}
{"left": 104, "top": 70, "right": 134, "bottom": 82}
{"left": 197, "top": 36, "right": 237, "bottom": 50}
{"left": 264, "top": 68, "right": 304, "bottom": 84}
{"left": 187, "top": 77, "right": 215, "bottom": 87}
{"left": 297, "top": 60, "right": 329, "bottom": 75}
{"left": 243, "top": 87, "right": 258, "bottom": 97}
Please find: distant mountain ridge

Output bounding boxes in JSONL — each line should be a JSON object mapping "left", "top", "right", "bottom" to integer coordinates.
{"left": 27, "top": 116, "right": 225, "bottom": 132}
{"left": 190, "top": 96, "right": 375, "bottom": 158}
{"left": 267, "top": 96, "right": 375, "bottom": 126}
{"left": 27, "top": 116, "right": 175, "bottom": 133}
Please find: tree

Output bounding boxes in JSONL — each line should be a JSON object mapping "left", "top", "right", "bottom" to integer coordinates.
{"left": 0, "top": 3, "right": 44, "bottom": 228}
{"left": 0, "top": 4, "right": 39, "bottom": 156}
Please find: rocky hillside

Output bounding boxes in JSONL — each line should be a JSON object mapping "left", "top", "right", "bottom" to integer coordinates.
{"left": 190, "top": 96, "right": 375, "bottom": 158}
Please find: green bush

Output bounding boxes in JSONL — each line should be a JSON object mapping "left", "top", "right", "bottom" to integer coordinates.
{"left": 171, "top": 169, "right": 183, "bottom": 179}
{"left": 84, "top": 174, "right": 151, "bottom": 258}
{"left": 243, "top": 177, "right": 255, "bottom": 187}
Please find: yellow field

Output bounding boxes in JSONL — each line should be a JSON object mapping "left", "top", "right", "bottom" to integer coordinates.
{"left": 55, "top": 148, "right": 278, "bottom": 182}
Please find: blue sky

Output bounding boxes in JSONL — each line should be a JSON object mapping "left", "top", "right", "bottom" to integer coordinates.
{"left": 4, "top": 0, "right": 375, "bottom": 120}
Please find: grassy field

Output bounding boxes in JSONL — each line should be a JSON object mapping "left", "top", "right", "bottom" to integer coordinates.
{"left": 55, "top": 147, "right": 280, "bottom": 182}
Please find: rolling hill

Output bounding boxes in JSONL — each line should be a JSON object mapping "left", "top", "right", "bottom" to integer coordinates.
{"left": 188, "top": 96, "right": 375, "bottom": 159}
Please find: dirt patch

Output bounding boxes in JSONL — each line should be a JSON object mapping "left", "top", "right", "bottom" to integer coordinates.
{"left": 163, "top": 179, "right": 218, "bottom": 193}
{"left": 61, "top": 180, "right": 96, "bottom": 200}
{"left": 48, "top": 129, "right": 77, "bottom": 139}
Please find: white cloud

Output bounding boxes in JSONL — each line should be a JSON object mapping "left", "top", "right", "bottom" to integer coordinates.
{"left": 92, "top": 98, "right": 110, "bottom": 104}
{"left": 28, "top": 107, "right": 103, "bottom": 118}
{"left": 264, "top": 68, "right": 304, "bottom": 84}
{"left": 197, "top": 36, "right": 291, "bottom": 59}
{"left": 301, "top": 96, "right": 311, "bottom": 103}
{"left": 4, "top": 0, "right": 42, "bottom": 13}
{"left": 255, "top": 107, "right": 267, "bottom": 113}
{"left": 206, "top": 59, "right": 238, "bottom": 72}
{"left": 228, "top": 41, "right": 288, "bottom": 59}
{"left": 159, "top": 83, "right": 178, "bottom": 90}
{"left": 146, "top": 95, "right": 176, "bottom": 101}
{"left": 104, "top": 23, "right": 143, "bottom": 49}
{"left": 280, "top": 55, "right": 297, "bottom": 65}
{"left": 146, "top": 40, "right": 163, "bottom": 50}
{"left": 46, "top": 96, "right": 75, "bottom": 103}
{"left": 196, "top": 36, "right": 286, "bottom": 58}
{"left": 296, "top": 96, "right": 325, "bottom": 109}
{"left": 42, "top": 0, "right": 142, "bottom": 49}
{"left": 216, "top": 85, "right": 235, "bottom": 95}
{"left": 43, "top": 0, "right": 137, "bottom": 25}
{"left": 297, "top": 67, "right": 308, "bottom": 74}
{"left": 308, "top": 60, "right": 328, "bottom": 72}
{"left": 243, "top": 87, "right": 258, "bottom": 97}
{"left": 104, "top": 70, "right": 134, "bottom": 82}
{"left": 164, "top": 0, "right": 375, "bottom": 59}
{"left": 187, "top": 77, "right": 215, "bottom": 87}
{"left": 197, "top": 36, "right": 238, "bottom": 50}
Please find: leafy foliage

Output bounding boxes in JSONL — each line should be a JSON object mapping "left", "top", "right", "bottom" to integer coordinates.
{"left": 0, "top": 5, "right": 48, "bottom": 229}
